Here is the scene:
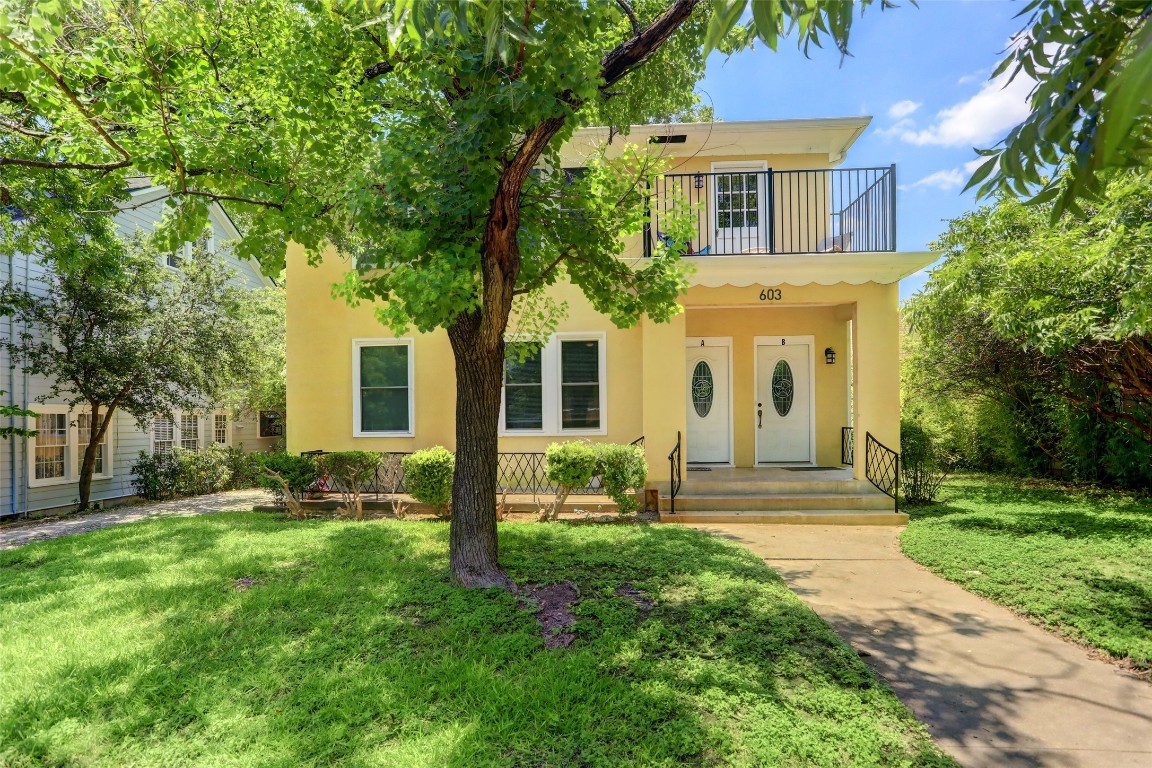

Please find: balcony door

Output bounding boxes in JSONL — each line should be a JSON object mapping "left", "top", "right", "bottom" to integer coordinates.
{"left": 712, "top": 161, "right": 768, "bottom": 254}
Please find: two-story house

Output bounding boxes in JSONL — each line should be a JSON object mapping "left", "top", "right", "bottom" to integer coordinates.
{"left": 284, "top": 118, "right": 935, "bottom": 521}
{"left": 1, "top": 183, "right": 279, "bottom": 518}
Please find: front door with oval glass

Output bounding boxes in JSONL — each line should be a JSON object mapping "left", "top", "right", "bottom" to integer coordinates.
{"left": 755, "top": 339, "right": 812, "bottom": 463}
{"left": 685, "top": 339, "right": 731, "bottom": 463}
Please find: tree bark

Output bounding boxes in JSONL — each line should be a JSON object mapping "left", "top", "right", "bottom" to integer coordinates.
{"left": 447, "top": 309, "right": 514, "bottom": 589}
{"left": 76, "top": 402, "right": 110, "bottom": 511}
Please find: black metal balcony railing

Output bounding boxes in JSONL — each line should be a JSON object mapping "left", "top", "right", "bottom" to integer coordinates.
{"left": 643, "top": 165, "right": 896, "bottom": 257}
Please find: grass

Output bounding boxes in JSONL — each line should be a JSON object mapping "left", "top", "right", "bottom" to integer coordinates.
{"left": 1, "top": 514, "right": 952, "bottom": 767}
{"left": 901, "top": 475, "right": 1152, "bottom": 670}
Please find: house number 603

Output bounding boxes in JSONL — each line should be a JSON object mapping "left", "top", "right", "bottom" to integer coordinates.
{"left": 759, "top": 289, "right": 782, "bottom": 301}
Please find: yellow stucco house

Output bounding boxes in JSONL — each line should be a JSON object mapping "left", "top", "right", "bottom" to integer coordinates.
{"left": 286, "top": 118, "right": 934, "bottom": 523}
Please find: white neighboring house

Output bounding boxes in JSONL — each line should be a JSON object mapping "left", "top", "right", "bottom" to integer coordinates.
{"left": 1, "top": 183, "right": 279, "bottom": 518}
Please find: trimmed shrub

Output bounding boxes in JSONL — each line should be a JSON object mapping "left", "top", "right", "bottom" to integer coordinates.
{"left": 596, "top": 443, "right": 648, "bottom": 515}
{"left": 319, "top": 451, "right": 384, "bottom": 520}
{"left": 173, "top": 446, "right": 231, "bottom": 497}
{"left": 131, "top": 450, "right": 181, "bottom": 500}
{"left": 402, "top": 447, "right": 454, "bottom": 519}
{"left": 223, "top": 445, "right": 262, "bottom": 489}
{"left": 900, "top": 419, "right": 951, "bottom": 505}
{"left": 256, "top": 452, "right": 318, "bottom": 519}
{"left": 543, "top": 442, "right": 599, "bottom": 521}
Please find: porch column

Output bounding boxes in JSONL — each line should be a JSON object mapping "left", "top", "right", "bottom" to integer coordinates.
{"left": 641, "top": 311, "right": 687, "bottom": 485}
{"left": 851, "top": 284, "right": 901, "bottom": 482}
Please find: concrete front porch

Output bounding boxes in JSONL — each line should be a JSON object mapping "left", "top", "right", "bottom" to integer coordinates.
{"left": 653, "top": 466, "right": 905, "bottom": 525}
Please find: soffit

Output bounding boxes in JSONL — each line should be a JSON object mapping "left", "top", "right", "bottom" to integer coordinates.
{"left": 685, "top": 251, "right": 939, "bottom": 287}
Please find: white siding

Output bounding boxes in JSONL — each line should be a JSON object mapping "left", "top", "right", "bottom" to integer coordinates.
{"left": 2, "top": 189, "right": 276, "bottom": 516}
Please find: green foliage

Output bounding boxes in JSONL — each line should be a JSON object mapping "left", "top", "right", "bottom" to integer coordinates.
{"left": 0, "top": 391, "right": 36, "bottom": 439}
{"left": 255, "top": 453, "right": 318, "bottom": 496}
{"left": 318, "top": 451, "right": 384, "bottom": 520}
{"left": 969, "top": 0, "right": 1152, "bottom": 216}
{"left": 544, "top": 442, "right": 599, "bottom": 490}
{"left": 902, "top": 476, "right": 1152, "bottom": 669}
{"left": 899, "top": 419, "right": 951, "bottom": 505}
{"left": 905, "top": 168, "right": 1152, "bottom": 488}
{"left": 131, "top": 447, "right": 264, "bottom": 500}
{"left": 0, "top": 516, "right": 952, "bottom": 766}
{"left": 595, "top": 443, "right": 648, "bottom": 515}
{"left": 223, "top": 288, "right": 286, "bottom": 416}
{"left": 401, "top": 447, "right": 455, "bottom": 518}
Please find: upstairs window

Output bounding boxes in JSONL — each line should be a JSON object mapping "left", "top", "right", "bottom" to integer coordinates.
{"left": 354, "top": 339, "right": 414, "bottom": 436}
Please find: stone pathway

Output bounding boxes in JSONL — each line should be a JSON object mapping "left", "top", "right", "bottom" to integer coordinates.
{"left": 0, "top": 489, "right": 272, "bottom": 550}
{"left": 692, "top": 524, "right": 1152, "bottom": 768}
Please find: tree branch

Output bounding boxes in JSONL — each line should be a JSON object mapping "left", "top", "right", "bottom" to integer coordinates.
{"left": 615, "top": 0, "right": 641, "bottom": 37}
{"left": 600, "top": 0, "right": 702, "bottom": 91}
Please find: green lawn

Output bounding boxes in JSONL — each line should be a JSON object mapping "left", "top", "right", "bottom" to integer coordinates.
{"left": 901, "top": 476, "right": 1152, "bottom": 670}
{"left": 0, "top": 515, "right": 951, "bottom": 767}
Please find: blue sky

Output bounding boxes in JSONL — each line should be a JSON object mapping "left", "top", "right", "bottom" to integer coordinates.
{"left": 700, "top": 0, "right": 1030, "bottom": 300}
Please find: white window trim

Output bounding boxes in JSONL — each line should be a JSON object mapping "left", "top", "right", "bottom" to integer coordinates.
{"left": 352, "top": 338, "right": 415, "bottom": 438}
{"left": 499, "top": 332, "right": 608, "bottom": 437}
{"left": 27, "top": 405, "right": 115, "bottom": 487}
{"left": 150, "top": 411, "right": 209, "bottom": 454}
{"left": 211, "top": 411, "right": 231, "bottom": 446}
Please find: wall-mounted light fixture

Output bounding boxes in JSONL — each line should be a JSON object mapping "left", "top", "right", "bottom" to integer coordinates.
{"left": 824, "top": 347, "right": 836, "bottom": 365}
{"left": 693, "top": 173, "right": 705, "bottom": 190}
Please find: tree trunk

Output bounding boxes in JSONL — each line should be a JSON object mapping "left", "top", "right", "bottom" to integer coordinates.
{"left": 447, "top": 309, "right": 515, "bottom": 589}
{"left": 76, "top": 403, "right": 108, "bottom": 511}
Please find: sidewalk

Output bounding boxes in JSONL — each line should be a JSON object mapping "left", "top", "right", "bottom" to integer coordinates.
{"left": 0, "top": 489, "right": 272, "bottom": 550}
{"left": 693, "top": 524, "right": 1152, "bottom": 768}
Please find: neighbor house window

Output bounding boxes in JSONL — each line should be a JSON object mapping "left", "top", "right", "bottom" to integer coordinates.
{"left": 179, "top": 414, "right": 200, "bottom": 450}
{"left": 33, "top": 412, "right": 68, "bottom": 482}
{"left": 354, "top": 339, "right": 414, "bottom": 436}
{"left": 76, "top": 412, "right": 109, "bottom": 476}
{"left": 500, "top": 334, "right": 606, "bottom": 435}
{"left": 153, "top": 416, "right": 175, "bottom": 454}
{"left": 213, "top": 414, "right": 228, "bottom": 445}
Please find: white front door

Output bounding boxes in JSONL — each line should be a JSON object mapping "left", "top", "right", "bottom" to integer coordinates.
{"left": 713, "top": 162, "right": 768, "bottom": 253}
{"left": 755, "top": 338, "right": 813, "bottom": 463}
{"left": 686, "top": 339, "right": 731, "bottom": 463}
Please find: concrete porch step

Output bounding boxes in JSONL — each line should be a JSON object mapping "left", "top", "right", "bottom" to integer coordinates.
{"left": 659, "top": 509, "right": 909, "bottom": 525}
{"left": 661, "top": 492, "right": 894, "bottom": 512}
{"left": 668, "top": 478, "right": 877, "bottom": 495}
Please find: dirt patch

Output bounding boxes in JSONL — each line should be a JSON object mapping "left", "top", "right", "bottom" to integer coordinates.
{"left": 232, "top": 577, "right": 258, "bottom": 592}
{"left": 615, "top": 583, "right": 655, "bottom": 619}
{"left": 520, "top": 581, "right": 579, "bottom": 649}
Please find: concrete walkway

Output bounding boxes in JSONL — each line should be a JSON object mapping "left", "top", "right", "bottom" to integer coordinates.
{"left": 0, "top": 489, "right": 272, "bottom": 550}
{"left": 693, "top": 524, "right": 1152, "bottom": 768}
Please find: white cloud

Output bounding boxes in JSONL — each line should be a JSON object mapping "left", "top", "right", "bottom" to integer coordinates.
{"left": 887, "top": 100, "right": 921, "bottom": 120}
{"left": 900, "top": 71, "right": 1033, "bottom": 148}
{"left": 907, "top": 169, "right": 967, "bottom": 191}
{"left": 875, "top": 118, "right": 915, "bottom": 140}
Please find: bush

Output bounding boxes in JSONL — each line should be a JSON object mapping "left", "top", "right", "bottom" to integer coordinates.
{"left": 596, "top": 443, "right": 648, "bottom": 515}
{"left": 543, "top": 442, "right": 599, "bottom": 521}
{"left": 402, "top": 447, "right": 454, "bottom": 519}
{"left": 319, "top": 451, "right": 384, "bottom": 520}
{"left": 223, "top": 445, "right": 263, "bottom": 489}
{"left": 256, "top": 452, "right": 318, "bottom": 519}
{"left": 173, "top": 446, "right": 232, "bottom": 497}
{"left": 131, "top": 450, "right": 182, "bottom": 500}
{"left": 900, "top": 419, "right": 951, "bottom": 505}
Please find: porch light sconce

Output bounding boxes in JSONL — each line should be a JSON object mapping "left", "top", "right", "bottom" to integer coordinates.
{"left": 824, "top": 347, "right": 837, "bottom": 365}
{"left": 693, "top": 173, "right": 705, "bottom": 190}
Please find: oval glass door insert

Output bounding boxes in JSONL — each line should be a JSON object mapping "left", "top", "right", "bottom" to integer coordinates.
{"left": 771, "top": 359, "right": 794, "bottom": 416}
{"left": 691, "top": 361, "right": 714, "bottom": 418}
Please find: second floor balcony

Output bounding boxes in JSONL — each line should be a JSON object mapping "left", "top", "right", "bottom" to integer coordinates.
{"left": 643, "top": 165, "right": 896, "bottom": 257}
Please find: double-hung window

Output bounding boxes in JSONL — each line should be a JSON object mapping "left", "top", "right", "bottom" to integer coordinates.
{"left": 28, "top": 406, "right": 115, "bottom": 486}
{"left": 179, "top": 414, "right": 200, "bottom": 450}
{"left": 354, "top": 339, "right": 414, "bottom": 436}
{"left": 501, "top": 334, "right": 606, "bottom": 435}
{"left": 153, "top": 416, "right": 175, "bottom": 454}
{"left": 76, "top": 413, "right": 110, "bottom": 476}
{"left": 32, "top": 411, "right": 68, "bottom": 483}
{"left": 213, "top": 414, "right": 229, "bottom": 445}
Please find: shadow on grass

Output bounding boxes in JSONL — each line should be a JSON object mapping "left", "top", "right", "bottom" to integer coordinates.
{"left": 0, "top": 515, "right": 950, "bottom": 767}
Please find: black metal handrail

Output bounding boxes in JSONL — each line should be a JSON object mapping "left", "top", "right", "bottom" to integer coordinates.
{"left": 667, "top": 431, "right": 682, "bottom": 515}
{"left": 841, "top": 427, "right": 854, "bottom": 466}
{"left": 644, "top": 165, "right": 896, "bottom": 257}
{"left": 864, "top": 431, "right": 899, "bottom": 512}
